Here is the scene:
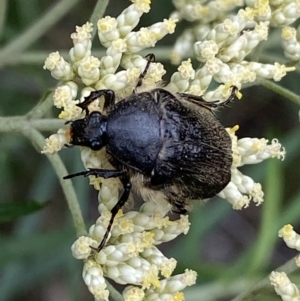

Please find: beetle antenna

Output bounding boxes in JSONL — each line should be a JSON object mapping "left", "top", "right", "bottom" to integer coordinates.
{"left": 63, "top": 170, "right": 91, "bottom": 179}
{"left": 177, "top": 85, "right": 238, "bottom": 112}
{"left": 221, "top": 85, "right": 238, "bottom": 107}
{"left": 76, "top": 90, "right": 116, "bottom": 114}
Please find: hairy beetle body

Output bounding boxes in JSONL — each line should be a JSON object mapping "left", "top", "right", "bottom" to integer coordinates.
{"left": 64, "top": 54, "right": 236, "bottom": 251}
{"left": 106, "top": 88, "right": 232, "bottom": 202}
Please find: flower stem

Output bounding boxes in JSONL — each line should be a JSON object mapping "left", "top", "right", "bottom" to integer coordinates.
{"left": 23, "top": 127, "right": 87, "bottom": 237}
{"left": 0, "top": 0, "right": 7, "bottom": 38}
{"left": 27, "top": 90, "right": 55, "bottom": 119}
{"left": 106, "top": 281, "right": 124, "bottom": 301}
{"left": 231, "top": 257, "right": 298, "bottom": 301}
{"left": 6, "top": 47, "right": 174, "bottom": 66}
{"left": 247, "top": 159, "right": 282, "bottom": 274}
{"left": 0, "top": 116, "right": 64, "bottom": 133}
{"left": 90, "top": 0, "right": 110, "bottom": 39}
{"left": 0, "top": 0, "right": 80, "bottom": 66}
{"left": 260, "top": 79, "right": 300, "bottom": 106}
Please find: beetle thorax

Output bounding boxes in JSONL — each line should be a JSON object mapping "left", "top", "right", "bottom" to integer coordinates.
{"left": 70, "top": 111, "right": 108, "bottom": 151}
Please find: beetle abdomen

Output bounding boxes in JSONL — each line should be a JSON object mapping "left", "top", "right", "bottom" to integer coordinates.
{"left": 150, "top": 91, "right": 232, "bottom": 199}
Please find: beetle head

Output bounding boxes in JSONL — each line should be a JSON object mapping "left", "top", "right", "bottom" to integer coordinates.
{"left": 69, "top": 111, "right": 107, "bottom": 151}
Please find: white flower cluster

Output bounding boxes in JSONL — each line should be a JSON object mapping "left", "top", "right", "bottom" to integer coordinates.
{"left": 42, "top": 1, "right": 197, "bottom": 298}
{"left": 42, "top": 1, "right": 178, "bottom": 152}
{"left": 42, "top": 0, "right": 289, "bottom": 299}
{"left": 170, "top": 0, "right": 295, "bottom": 92}
{"left": 43, "top": 1, "right": 176, "bottom": 124}
{"left": 269, "top": 225, "right": 300, "bottom": 301}
{"left": 122, "top": 268, "right": 197, "bottom": 301}
{"left": 218, "top": 125, "right": 285, "bottom": 209}
{"left": 71, "top": 180, "right": 194, "bottom": 300}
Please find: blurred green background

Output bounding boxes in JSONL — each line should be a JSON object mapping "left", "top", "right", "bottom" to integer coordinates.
{"left": 1, "top": 0, "right": 300, "bottom": 300}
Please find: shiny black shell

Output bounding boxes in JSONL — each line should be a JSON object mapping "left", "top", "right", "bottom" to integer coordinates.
{"left": 105, "top": 88, "right": 232, "bottom": 200}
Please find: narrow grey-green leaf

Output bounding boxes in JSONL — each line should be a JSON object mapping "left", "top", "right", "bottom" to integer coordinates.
{"left": 0, "top": 201, "right": 48, "bottom": 223}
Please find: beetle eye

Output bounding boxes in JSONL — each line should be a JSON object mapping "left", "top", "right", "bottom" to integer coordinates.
{"left": 90, "top": 140, "right": 102, "bottom": 151}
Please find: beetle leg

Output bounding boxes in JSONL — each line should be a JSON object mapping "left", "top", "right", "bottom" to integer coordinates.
{"left": 76, "top": 89, "right": 116, "bottom": 114}
{"left": 63, "top": 168, "right": 131, "bottom": 251}
{"left": 222, "top": 85, "right": 238, "bottom": 107}
{"left": 63, "top": 144, "right": 73, "bottom": 148}
{"left": 63, "top": 168, "right": 125, "bottom": 179}
{"left": 171, "top": 200, "right": 187, "bottom": 214}
{"left": 177, "top": 85, "right": 238, "bottom": 110}
{"left": 177, "top": 93, "right": 218, "bottom": 110}
{"left": 135, "top": 53, "right": 156, "bottom": 90}
{"left": 93, "top": 175, "right": 131, "bottom": 252}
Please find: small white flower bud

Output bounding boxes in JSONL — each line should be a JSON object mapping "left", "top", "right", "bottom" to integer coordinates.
{"left": 69, "top": 22, "right": 93, "bottom": 64}
{"left": 123, "top": 286, "right": 145, "bottom": 301}
{"left": 279, "top": 224, "right": 300, "bottom": 251}
{"left": 270, "top": 271, "right": 300, "bottom": 300}
{"left": 71, "top": 236, "right": 98, "bottom": 259}
{"left": 98, "top": 16, "right": 120, "bottom": 48}
{"left": 53, "top": 82, "right": 78, "bottom": 108}
{"left": 41, "top": 128, "right": 69, "bottom": 154}
{"left": 77, "top": 56, "right": 101, "bottom": 86}
{"left": 43, "top": 51, "right": 74, "bottom": 81}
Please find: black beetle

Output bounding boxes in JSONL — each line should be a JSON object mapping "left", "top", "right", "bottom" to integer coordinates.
{"left": 64, "top": 54, "right": 236, "bottom": 251}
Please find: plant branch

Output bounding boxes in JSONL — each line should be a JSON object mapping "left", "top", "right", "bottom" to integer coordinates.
{"left": 0, "top": 116, "right": 64, "bottom": 133}
{"left": 247, "top": 159, "right": 282, "bottom": 274}
{"left": 27, "top": 90, "right": 55, "bottom": 119}
{"left": 0, "top": 0, "right": 7, "bottom": 38}
{"left": 22, "top": 127, "right": 87, "bottom": 237}
{"left": 31, "top": 119, "right": 65, "bottom": 131}
{"left": 231, "top": 256, "right": 299, "bottom": 301}
{"left": 105, "top": 281, "right": 124, "bottom": 301}
{"left": 4, "top": 47, "right": 175, "bottom": 66}
{"left": 0, "top": 0, "right": 80, "bottom": 66}
{"left": 90, "top": 0, "right": 110, "bottom": 39}
{"left": 260, "top": 79, "right": 300, "bottom": 106}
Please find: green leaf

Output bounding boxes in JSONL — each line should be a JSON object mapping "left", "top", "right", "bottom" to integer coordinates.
{"left": 0, "top": 201, "right": 49, "bottom": 223}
